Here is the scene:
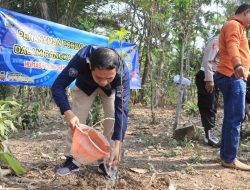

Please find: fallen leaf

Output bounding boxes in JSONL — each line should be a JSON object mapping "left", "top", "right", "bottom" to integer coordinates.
{"left": 41, "top": 152, "right": 52, "bottom": 159}
{"left": 126, "top": 131, "right": 136, "bottom": 135}
{"left": 130, "top": 168, "right": 148, "bottom": 174}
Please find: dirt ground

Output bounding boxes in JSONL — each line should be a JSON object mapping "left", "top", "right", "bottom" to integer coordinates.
{"left": 1, "top": 105, "right": 250, "bottom": 190}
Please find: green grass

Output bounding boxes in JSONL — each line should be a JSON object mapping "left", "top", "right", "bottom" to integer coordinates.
{"left": 187, "top": 152, "right": 203, "bottom": 164}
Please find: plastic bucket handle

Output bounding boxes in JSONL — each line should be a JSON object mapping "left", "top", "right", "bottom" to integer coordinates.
{"left": 75, "top": 125, "right": 109, "bottom": 155}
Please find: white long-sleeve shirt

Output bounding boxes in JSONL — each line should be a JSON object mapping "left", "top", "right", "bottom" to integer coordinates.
{"left": 200, "top": 36, "right": 219, "bottom": 81}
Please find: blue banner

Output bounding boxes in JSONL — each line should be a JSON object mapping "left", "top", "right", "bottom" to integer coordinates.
{"left": 0, "top": 8, "right": 141, "bottom": 89}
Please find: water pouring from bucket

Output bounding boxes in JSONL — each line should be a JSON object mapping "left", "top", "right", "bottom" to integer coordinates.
{"left": 70, "top": 123, "right": 111, "bottom": 165}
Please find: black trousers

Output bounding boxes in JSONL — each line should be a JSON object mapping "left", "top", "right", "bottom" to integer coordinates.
{"left": 195, "top": 70, "right": 219, "bottom": 131}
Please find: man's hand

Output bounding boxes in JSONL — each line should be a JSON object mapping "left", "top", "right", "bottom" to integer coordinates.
{"left": 205, "top": 81, "right": 214, "bottom": 93}
{"left": 64, "top": 110, "right": 80, "bottom": 130}
{"left": 109, "top": 140, "right": 121, "bottom": 167}
{"left": 234, "top": 64, "right": 245, "bottom": 79}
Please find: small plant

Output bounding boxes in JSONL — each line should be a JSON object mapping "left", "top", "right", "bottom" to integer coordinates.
{"left": 165, "top": 149, "right": 182, "bottom": 157}
{"left": 183, "top": 100, "right": 198, "bottom": 117}
{"left": 147, "top": 163, "right": 156, "bottom": 172}
{"left": 108, "top": 28, "right": 130, "bottom": 46}
{"left": 188, "top": 152, "right": 203, "bottom": 164}
{"left": 0, "top": 152, "right": 25, "bottom": 176}
{"left": 138, "top": 131, "right": 146, "bottom": 141}
{"left": 145, "top": 139, "right": 156, "bottom": 147}
{"left": 177, "top": 139, "right": 195, "bottom": 148}
{"left": 165, "top": 138, "right": 178, "bottom": 147}
{"left": 185, "top": 164, "right": 196, "bottom": 175}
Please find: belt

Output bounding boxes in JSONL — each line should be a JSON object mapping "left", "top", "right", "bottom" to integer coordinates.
{"left": 200, "top": 67, "right": 216, "bottom": 73}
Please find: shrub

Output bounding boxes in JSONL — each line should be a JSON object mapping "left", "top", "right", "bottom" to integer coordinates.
{"left": 0, "top": 100, "right": 25, "bottom": 176}
{"left": 17, "top": 101, "right": 40, "bottom": 130}
{"left": 183, "top": 100, "right": 198, "bottom": 117}
{"left": 0, "top": 100, "right": 20, "bottom": 140}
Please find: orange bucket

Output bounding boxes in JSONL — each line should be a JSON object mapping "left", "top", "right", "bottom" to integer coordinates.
{"left": 70, "top": 124, "right": 111, "bottom": 165}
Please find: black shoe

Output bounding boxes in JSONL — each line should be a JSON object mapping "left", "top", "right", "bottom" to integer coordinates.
{"left": 56, "top": 156, "right": 80, "bottom": 176}
{"left": 98, "top": 163, "right": 118, "bottom": 180}
{"left": 204, "top": 129, "right": 220, "bottom": 148}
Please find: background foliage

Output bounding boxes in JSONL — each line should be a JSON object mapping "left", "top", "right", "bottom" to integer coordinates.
{"left": 0, "top": 0, "right": 247, "bottom": 177}
{"left": 0, "top": 0, "right": 247, "bottom": 123}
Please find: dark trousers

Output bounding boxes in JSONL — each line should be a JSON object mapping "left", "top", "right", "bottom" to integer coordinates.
{"left": 195, "top": 70, "right": 219, "bottom": 131}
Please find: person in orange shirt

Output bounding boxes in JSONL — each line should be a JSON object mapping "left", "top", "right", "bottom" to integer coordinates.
{"left": 214, "top": 3, "right": 250, "bottom": 171}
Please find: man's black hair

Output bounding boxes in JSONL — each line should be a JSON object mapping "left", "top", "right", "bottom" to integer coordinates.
{"left": 235, "top": 3, "right": 250, "bottom": 15}
{"left": 90, "top": 47, "right": 120, "bottom": 70}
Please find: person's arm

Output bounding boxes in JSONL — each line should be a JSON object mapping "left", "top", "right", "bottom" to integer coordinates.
{"left": 204, "top": 37, "right": 219, "bottom": 93}
{"left": 224, "top": 22, "right": 245, "bottom": 78}
{"left": 51, "top": 50, "right": 86, "bottom": 129}
{"left": 109, "top": 68, "right": 130, "bottom": 166}
{"left": 51, "top": 53, "right": 81, "bottom": 114}
{"left": 112, "top": 72, "right": 130, "bottom": 141}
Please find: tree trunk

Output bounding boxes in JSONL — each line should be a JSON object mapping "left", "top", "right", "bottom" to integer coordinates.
{"left": 150, "top": 71, "right": 156, "bottom": 124}
{"left": 140, "top": 45, "right": 151, "bottom": 103}
{"left": 39, "top": 0, "right": 50, "bottom": 20}
{"left": 155, "top": 49, "right": 165, "bottom": 107}
{"left": 173, "top": 36, "right": 185, "bottom": 132}
{"left": 140, "top": 15, "right": 153, "bottom": 104}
